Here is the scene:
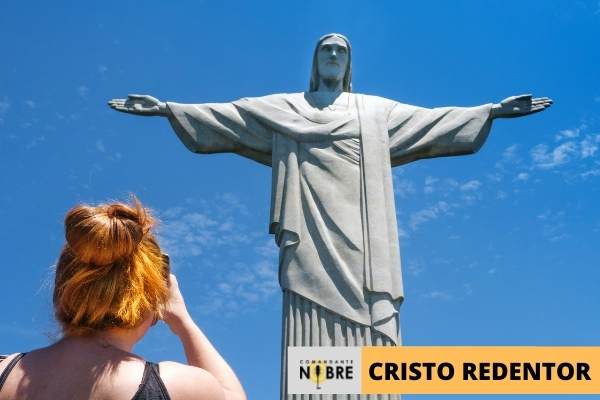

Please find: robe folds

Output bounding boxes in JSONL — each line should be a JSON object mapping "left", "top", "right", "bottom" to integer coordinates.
{"left": 166, "top": 92, "right": 493, "bottom": 343}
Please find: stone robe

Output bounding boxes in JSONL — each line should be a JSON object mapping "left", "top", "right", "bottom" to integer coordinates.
{"left": 166, "top": 92, "right": 493, "bottom": 343}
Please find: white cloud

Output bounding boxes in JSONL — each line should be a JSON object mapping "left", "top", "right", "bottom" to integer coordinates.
{"left": 0, "top": 96, "right": 9, "bottom": 124}
{"left": 0, "top": 97, "right": 9, "bottom": 114}
{"left": 98, "top": 65, "right": 108, "bottom": 74}
{"left": 463, "top": 283, "right": 473, "bottom": 296}
{"left": 580, "top": 135, "right": 600, "bottom": 158}
{"left": 156, "top": 194, "right": 279, "bottom": 318}
{"left": 581, "top": 168, "right": 600, "bottom": 178}
{"left": 495, "top": 144, "right": 521, "bottom": 172}
{"left": 406, "top": 178, "right": 482, "bottom": 230}
{"left": 25, "top": 135, "right": 46, "bottom": 149}
{"left": 77, "top": 85, "right": 89, "bottom": 98}
{"left": 397, "top": 225, "right": 409, "bottom": 239}
{"left": 254, "top": 239, "right": 278, "bottom": 258}
{"left": 555, "top": 127, "right": 581, "bottom": 141}
{"left": 215, "top": 192, "right": 249, "bottom": 216}
{"left": 444, "top": 178, "right": 459, "bottom": 188}
{"left": 432, "top": 178, "right": 460, "bottom": 198}
{"left": 516, "top": 172, "right": 529, "bottom": 181}
{"left": 194, "top": 258, "right": 279, "bottom": 317}
{"left": 536, "top": 210, "right": 568, "bottom": 242}
{"left": 407, "top": 261, "right": 424, "bottom": 277}
{"left": 530, "top": 128, "right": 600, "bottom": 170}
{"left": 159, "top": 206, "right": 235, "bottom": 256}
{"left": 25, "top": 100, "right": 36, "bottom": 109}
{"left": 537, "top": 211, "right": 550, "bottom": 220}
{"left": 409, "top": 201, "right": 453, "bottom": 230}
{"left": 547, "top": 233, "right": 568, "bottom": 243}
{"left": 95, "top": 140, "right": 105, "bottom": 153}
{"left": 460, "top": 180, "right": 481, "bottom": 191}
{"left": 422, "top": 291, "right": 452, "bottom": 301}
{"left": 423, "top": 176, "right": 438, "bottom": 194}
{"left": 394, "top": 176, "right": 416, "bottom": 198}
{"left": 530, "top": 142, "right": 577, "bottom": 169}
{"left": 502, "top": 144, "right": 519, "bottom": 161}
{"left": 486, "top": 172, "right": 503, "bottom": 182}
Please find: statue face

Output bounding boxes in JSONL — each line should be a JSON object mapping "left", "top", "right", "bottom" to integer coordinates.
{"left": 316, "top": 36, "right": 349, "bottom": 83}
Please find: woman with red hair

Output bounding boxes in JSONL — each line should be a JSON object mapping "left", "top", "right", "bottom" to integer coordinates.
{"left": 0, "top": 198, "right": 246, "bottom": 400}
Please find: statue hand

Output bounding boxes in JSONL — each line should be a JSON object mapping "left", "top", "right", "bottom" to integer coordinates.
{"left": 491, "top": 94, "right": 553, "bottom": 119}
{"left": 107, "top": 94, "right": 168, "bottom": 117}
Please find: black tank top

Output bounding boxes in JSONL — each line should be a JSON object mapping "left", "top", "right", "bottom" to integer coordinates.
{"left": 0, "top": 353, "right": 171, "bottom": 400}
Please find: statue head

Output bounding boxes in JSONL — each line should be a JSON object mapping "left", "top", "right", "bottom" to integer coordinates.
{"left": 309, "top": 33, "right": 352, "bottom": 92}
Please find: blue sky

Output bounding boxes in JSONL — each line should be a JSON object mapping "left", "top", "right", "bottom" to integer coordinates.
{"left": 1, "top": 1, "right": 599, "bottom": 399}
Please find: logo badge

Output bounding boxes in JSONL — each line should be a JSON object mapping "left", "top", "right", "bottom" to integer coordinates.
{"left": 287, "top": 347, "right": 361, "bottom": 394}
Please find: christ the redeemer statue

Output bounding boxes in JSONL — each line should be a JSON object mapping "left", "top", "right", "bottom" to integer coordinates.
{"left": 109, "top": 33, "right": 552, "bottom": 400}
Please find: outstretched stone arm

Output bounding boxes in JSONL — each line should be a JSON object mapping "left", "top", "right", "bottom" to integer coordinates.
{"left": 387, "top": 102, "right": 494, "bottom": 166}
{"left": 165, "top": 100, "right": 273, "bottom": 166}
{"left": 108, "top": 94, "right": 273, "bottom": 166}
{"left": 387, "top": 94, "right": 552, "bottom": 166}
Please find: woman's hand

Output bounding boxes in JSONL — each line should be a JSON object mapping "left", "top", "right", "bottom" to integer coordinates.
{"left": 162, "top": 274, "right": 193, "bottom": 335}
{"left": 107, "top": 94, "right": 169, "bottom": 116}
{"left": 158, "top": 274, "right": 247, "bottom": 400}
{"left": 491, "top": 94, "right": 553, "bottom": 119}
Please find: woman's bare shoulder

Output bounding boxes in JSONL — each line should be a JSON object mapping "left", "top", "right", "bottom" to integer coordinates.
{"left": 159, "top": 361, "right": 226, "bottom": 400}
{"left": 0, "top": 352, "right": 22, "bottom": 374}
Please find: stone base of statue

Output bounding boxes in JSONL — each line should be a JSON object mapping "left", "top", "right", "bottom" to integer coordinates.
{"left": 280, "top": 290, "right": 401, "bottom": 400}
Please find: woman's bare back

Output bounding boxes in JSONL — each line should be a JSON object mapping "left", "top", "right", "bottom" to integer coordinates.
{"left": 0, "top": 340, "right": 151, "bottom": 400}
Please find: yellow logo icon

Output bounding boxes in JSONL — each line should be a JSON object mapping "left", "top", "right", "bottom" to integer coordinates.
{"left": 309, "top": 361, "right": 328, "bottom": 388}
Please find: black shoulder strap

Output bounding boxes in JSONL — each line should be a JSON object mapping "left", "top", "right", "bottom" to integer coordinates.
{"left": 147, "top": 362, "right": 171, "bottom": 400}
{"left": 131, "top": 361, "right": 153, "bottom": 399}
{"left": 0, "top": 353, "right": 27, "bottom": 391}
{"left": 132, "top": 361, "right": 171, "bottom": 400}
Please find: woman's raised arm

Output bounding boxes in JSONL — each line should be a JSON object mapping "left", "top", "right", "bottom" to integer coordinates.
{"left": 160, "top": 274, "right": 246, "bottom": 400}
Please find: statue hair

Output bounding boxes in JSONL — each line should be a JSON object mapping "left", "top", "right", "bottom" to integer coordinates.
{"left": 309, "top": 33, "right": 352, "bottom": 92}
